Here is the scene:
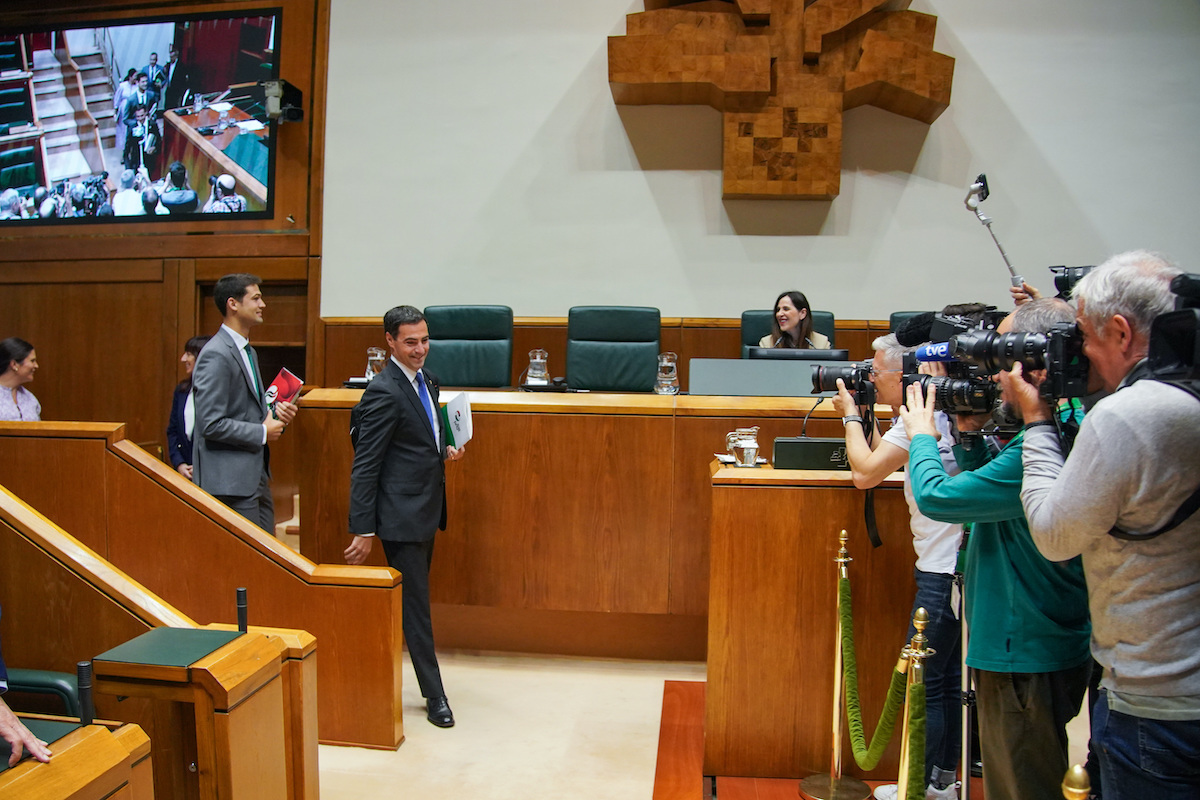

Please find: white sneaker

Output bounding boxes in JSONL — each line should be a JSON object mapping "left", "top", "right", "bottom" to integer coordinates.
{"left": 926, "top": 782, "right": 960, "bottom": 800}
{"left": 872, "top": 783, "right": 959, "bottom": 800}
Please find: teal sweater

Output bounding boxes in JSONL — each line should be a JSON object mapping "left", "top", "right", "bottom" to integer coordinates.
{"left": 908, "top": 433, "right": 1091, "bottom": 673}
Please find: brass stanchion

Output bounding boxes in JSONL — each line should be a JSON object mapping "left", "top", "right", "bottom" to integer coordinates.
{"left": 1062, "top": 764, "right": 1090, "bottom": 800}
{"left": 896, "top": 609, "right": 933, "bottom": 800}
{"left": 800, "top": 531, "right": 871, "bottom": 800}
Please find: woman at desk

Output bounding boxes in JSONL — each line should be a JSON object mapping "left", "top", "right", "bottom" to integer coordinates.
{"left": 166, "top": 336, "right": 209, "bottom": 480}
{"left": 760, "top": 291, "right": 830, "bottom": 349}
{"left": 0, "top": 338, "right": 39, "bottom": 422}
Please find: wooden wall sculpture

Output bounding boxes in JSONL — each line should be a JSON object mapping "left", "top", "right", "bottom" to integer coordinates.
{"left": 608, "top": 0, "right": 954, "bottom": 199}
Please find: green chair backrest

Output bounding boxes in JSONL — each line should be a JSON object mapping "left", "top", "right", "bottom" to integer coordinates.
{"left": 422, "top": 305, "right": 514, "bottom": 388}
{"left": 0, "top": 102, "right": 30, "bottom": 127}
{"left": 566, "top": 306, "right": 660, "bottom": 392}
{"left": 889, "top": 311, "right": 930, "bottom": 333}
{"left": 741, "top": 308, "right": 836, "bottom": 356}
{"left": 0, "top": 162, "right": 36, "bottom": 192}
{"left": 0, "top": 146, "right": 35, "bottom": 171}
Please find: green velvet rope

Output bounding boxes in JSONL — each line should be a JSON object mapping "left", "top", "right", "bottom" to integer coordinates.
{"left": 905, "top": 682, "right": 927, "bottom": 798}
{"left": 839, "top": 576, "right": 910, "bottom": 770}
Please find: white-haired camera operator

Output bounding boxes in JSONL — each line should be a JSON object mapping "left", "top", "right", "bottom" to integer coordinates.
{"left": 1000, "top": 250, "right": 1200, "bottom": 800}
{"left": 832, "top": 333, "right": 963, "bottom": 800}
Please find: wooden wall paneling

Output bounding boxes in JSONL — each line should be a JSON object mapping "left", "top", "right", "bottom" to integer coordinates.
{"left": 512, "top": 319, "right": 568, "bottom": 387}
{"left": 306, "top": 1, "right": 332, "bottom": 255}
{"left": 0, "top": 275, "right": 170, "bottom": 445}
{"left": 321, "top": 319, "right": 384, "bottom": 388}
{"left": 703, "top": 476, "right": 916, "bottom": 779}
{"left": 305, "top": 257, "right": 323, "bottom": 388}
{"left": 0, "top": 428, "right": 112, "bottom": 556}
{"left": 679, "top": 319, "right": 741, "bottom": 391}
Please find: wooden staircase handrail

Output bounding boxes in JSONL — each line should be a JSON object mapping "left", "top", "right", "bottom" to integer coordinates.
{"left": 0, "top": 482, "right": 193, "bottom": 629}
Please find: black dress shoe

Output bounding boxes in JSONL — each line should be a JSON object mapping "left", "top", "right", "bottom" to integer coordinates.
{"left": 426, "top": 696, "right": 455, "bottom": 728}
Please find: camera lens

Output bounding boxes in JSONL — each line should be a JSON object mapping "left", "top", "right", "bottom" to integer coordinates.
{"left": 812, "top": 363, "right": 868, "bottom": 394}
{"left": 951, "top": 330, "right": 1048, "bottom": 374}
{"left": 904, "top": 373, "right": 999, "bottom": 414}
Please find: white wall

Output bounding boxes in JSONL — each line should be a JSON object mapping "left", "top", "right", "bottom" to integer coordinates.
{"left": 321, "top": 0, "right": 1200, "bottom": 319}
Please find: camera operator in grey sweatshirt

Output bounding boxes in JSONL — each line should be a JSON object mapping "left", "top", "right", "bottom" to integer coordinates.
{"left": 999, "top": 250, "right": 1200, "bottom": 800}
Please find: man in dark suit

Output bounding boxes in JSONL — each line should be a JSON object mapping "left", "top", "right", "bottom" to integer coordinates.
{"left": 162, "top": 45, "right": 191, "bottom": 110}
{"left": 193, "top": 273, "right": 298, "bottom": 532}
{"left": 142, "top": 52, "right": 165, "bottom": 92}
{"left": 345, "top": 305, "right": 465, "bottom": 728}
{"left": 120, "top": 73, "right": 157, "bottom": 129}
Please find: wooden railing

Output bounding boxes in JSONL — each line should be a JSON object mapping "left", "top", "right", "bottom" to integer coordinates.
{"left": 0, "top": 421, "right": 405, "bottom": 750}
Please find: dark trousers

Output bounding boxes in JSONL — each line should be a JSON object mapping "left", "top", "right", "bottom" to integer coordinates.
{"left": 381, "top": 537, "right": 444, "bottom": 700}
{"left": 910, "top": 568, "right": 962, "bottom": 786}
{"left": 215, "top": 468, "right": 274, "bottom": 533}
{"left": 974, "top": 661, "right": 1091, "bottom": 800}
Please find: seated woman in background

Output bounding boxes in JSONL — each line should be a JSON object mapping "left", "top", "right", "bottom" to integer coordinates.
{"left": 760, "top": 291, "right": 830, "bottom": 349}
{"left": 166, "top": 336, "right": 210, "bottom": 480}
{"left": 0, "top": 338, "right": 39, "bottom": 421}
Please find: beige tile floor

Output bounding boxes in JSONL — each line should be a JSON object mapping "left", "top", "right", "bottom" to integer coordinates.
{"left": 317, "top": 651, "right": 1092, "bottom": 800}
{"left": 318, "top": 651, "right": 707, "bottom": 800}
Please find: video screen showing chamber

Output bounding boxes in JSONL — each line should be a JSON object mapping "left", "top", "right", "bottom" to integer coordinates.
{"left": 0, "top": 9, "right": 280, "bottom": 223}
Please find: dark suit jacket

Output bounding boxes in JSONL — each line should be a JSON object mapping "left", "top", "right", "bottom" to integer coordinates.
{"left": 163, "top": 61, "right": 191, "bottom": 110}
{"left": 348, "top": 360, "right": 446, "bottom": 542}
{"left": 166, "top": 384, "right": 192, "bottom": 467}
{"left": 192, "top": 327, "right": 270, "bottom": 497}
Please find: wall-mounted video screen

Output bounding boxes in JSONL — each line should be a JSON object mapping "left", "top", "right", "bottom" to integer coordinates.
{"left": 0, "top": 8, "right": 281, "bottom": 224}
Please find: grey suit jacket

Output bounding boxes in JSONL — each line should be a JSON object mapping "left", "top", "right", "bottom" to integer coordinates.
{"left": 348, "top": 359, "right": 447, "bottom": 542}
{"left": 192, "top": 327, "right": 269, "bottom": 497}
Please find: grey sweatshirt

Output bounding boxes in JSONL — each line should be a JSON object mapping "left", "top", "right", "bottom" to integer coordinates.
{"left": 1020, "top": 378, "right": 1200, "bottom": 719}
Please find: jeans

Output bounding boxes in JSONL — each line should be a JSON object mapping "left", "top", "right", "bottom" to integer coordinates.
{"left": 909, "top": 568, "right": 963, "bottom": 786}
{"left": 1092, "top": 690, "right": 1200, "bottom": 800}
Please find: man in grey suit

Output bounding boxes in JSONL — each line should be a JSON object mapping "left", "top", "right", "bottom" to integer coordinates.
{"left": 193, "top": 273, "right": 298, "bottom": 531}
{"left": 345, "top": 305, "right": 465, "bottom": 728}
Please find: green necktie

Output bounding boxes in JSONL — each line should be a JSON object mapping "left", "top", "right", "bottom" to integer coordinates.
{"left": 244, "top": 344, "right": 262, "bottom": 396}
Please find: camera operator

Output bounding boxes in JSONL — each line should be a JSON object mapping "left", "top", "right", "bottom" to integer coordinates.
{"left": 899, "top": 298, "right": 1092, "bottom": 800}
{"left": 832, "top": 333, "right": 963, "bottom": 800}
{"left": 1000, "top": 250, "right": 1200, "bottom": 800}
{"left": 203, "top": 173, "right": 248, "bottom": 214}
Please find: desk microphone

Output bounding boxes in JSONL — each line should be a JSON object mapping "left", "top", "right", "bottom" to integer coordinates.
{"left": 237, "top": 587, "right": 248, "bottom": 633}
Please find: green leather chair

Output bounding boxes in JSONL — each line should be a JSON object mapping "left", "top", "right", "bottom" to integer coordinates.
{"left": 566, "top": 306, "right": 660, "bottom": 392}
{"left": 422, "top": 305, "right": 514, "bottom": 388}
{"left": 889, "top": 311, "right": 930, "bottom": 333}
{"left": 740, "top": 309, "right": 836, "bottom": 356}
{"left": 0, "top": 161, "right": 36, "bottom": 193}
{"left": 0, "top": 146, "right": 35, "bottom": 171}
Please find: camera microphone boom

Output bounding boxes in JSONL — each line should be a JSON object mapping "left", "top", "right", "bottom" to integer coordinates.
{"left": 963, "top": 173, "right": 1025, "bottom": 289}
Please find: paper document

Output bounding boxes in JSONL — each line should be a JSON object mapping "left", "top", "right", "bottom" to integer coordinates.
{"left": 441, "top": 392, "right": 473, "bottom": 447}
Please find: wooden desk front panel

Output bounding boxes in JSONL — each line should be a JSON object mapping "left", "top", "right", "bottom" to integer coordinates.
{"left": 298, "top": 404, "right": 675, "bottom": 613}
{"left": 704, "top": 480, "right": 916, "bottom": 779}
{"left": 440, "top": 411, "right": 673, "bottom": 613}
